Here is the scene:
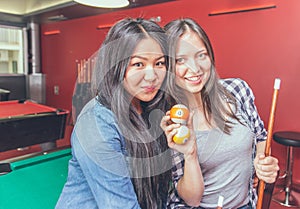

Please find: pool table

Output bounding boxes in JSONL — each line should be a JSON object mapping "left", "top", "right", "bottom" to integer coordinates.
{"left": 0, "top": 147, "right": 71, "bottom": 209}
{"left": 0, "top": 100, "right": 69, "bottom": 152}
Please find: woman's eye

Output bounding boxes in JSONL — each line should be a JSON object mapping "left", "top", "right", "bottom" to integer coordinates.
{"left": 156, "top": 61, "right": 165, "bottom": 66}
{"left": 198, "top": 53, "right": 208, "bottom": 60}
{"left": 133, "top": 62, "right": 143, "bottom": 67}
{"left": 176, "top": 58, "right": 185, "bottom": 64}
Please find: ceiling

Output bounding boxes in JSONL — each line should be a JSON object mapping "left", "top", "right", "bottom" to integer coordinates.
{"left": 0, "top": 0, "right": 174, "bottom": 27}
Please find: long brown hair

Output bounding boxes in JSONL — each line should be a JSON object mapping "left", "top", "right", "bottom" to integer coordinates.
{"left": 165, "top": 18, "right": 238, "bottom": 134}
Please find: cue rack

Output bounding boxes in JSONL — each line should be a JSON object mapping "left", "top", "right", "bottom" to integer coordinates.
{"left": 72, "top": 54, "right": 96, "bottom": 124}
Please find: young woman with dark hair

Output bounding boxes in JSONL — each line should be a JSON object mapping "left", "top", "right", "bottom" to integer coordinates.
{"left": 56, "top": 18, "right": 172, "bottom": 209}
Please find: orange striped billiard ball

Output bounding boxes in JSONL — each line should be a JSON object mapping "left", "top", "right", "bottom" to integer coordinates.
{"left": 170, "top": 104, "right": 189, "bottom": 125}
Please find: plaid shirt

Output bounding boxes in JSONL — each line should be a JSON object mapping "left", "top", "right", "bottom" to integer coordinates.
{"left": 167, "top": 78, "right": 267, "bottom": 209}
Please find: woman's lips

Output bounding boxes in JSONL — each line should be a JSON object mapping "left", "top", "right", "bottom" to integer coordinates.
{"left": 143, "top": 85, "right": 157, "bottom": 93}
{"left": 185, "top": 75, "right": 202, "bottom": 84}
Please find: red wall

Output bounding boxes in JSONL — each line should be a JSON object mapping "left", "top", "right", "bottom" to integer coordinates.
{"left": 41, "top": 0, "right": 300, "bottom": 179}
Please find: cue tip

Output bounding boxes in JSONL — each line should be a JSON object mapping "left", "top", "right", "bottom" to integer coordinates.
{"left": 217, "top": 195, "right": 224, "bottom": 207}
{"left": 274, "top": 78, "right": 281, "bottom": 90}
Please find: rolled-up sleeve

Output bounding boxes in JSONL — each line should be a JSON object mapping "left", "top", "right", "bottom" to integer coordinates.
{"left": 221, "top": 78, "right": 267, "bottom": 143}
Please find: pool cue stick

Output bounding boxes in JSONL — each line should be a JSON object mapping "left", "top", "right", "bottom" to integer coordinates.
{"left": 76, "top": 60, "right": 81, "bottom": 83}
{"left": 83, "top": 59, "right": 87, "bottom": 83}
{"left": 256, "top": 78, "right": 281, "bottom": 209}
{"left": 85, "top": 59, "right": 88, "bottom": 83}
{"left": 80, "top": 60, "right": 83, "bottom": 83}
{"left": 82, "top": 59, "right": 85, "bottom": 83}
{"left": 87, "top": 58, "right": 91, "bottom": 83}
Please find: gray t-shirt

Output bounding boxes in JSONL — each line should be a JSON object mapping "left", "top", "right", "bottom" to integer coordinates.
{"left": 196, "top": 114, "right": 254, "bottom": 208}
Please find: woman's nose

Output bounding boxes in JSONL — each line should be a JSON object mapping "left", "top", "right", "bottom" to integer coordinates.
{"left": 186, "top": 59, "right": 201, "bottom": 73}
{"left": 144, "top": 67, "right": 157, "bottom": 82}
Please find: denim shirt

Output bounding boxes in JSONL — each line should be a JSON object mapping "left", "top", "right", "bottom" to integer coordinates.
{"left": 55, "top": 98, "right": 141, "bottom": 209}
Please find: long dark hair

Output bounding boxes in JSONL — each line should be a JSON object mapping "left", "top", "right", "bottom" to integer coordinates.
{"left": 165, "top": 18, "right": 238, "bottom": 134}
{"left": 92, "top": 18, "right": 172, "bottom": 209}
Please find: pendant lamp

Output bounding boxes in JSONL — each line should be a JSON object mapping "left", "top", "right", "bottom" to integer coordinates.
{"left": 74, "top": 0, "right": 129, "bottom": 8}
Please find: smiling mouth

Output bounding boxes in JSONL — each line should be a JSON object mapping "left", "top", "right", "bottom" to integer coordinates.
{"left": 185, "top": 75, "right": 202, "bottom": 82}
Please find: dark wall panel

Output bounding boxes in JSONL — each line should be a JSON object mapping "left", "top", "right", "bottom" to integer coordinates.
{"left": 0, "top": 74, "right": 27, "bottom": 100}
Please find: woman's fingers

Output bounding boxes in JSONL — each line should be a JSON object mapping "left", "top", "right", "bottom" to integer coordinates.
{"left": 257, "top": 155, "right": 279, "bottom": 171}
{"left": 256, "top": 170, "right": 278, "bottom": 183}
{"left": 166, "top": 127, "right": 179, "bottom": 148}
{"left": 160, "top": 111, "right": 172, "bottom": 129}
{"left": 255, "top": 155, "right": 280, "bottom": 183}
{"left": 161, "top": 109, "right": 197, "bottom": 155}
{"left": 166, "top": 123, "right": 180, "bottom": 133}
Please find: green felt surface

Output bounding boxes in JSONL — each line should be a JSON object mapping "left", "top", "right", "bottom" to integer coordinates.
{"left": 0, "top": 148, "right": 71, "bottom": 209}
